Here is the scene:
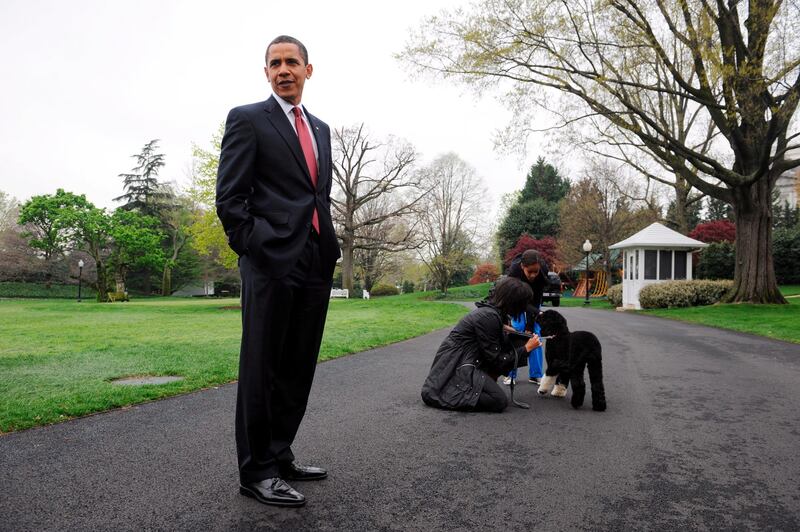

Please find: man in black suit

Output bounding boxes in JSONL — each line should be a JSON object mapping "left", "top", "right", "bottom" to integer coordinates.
{"left": 216, "top": 35, "right": 340, "bottom": 508}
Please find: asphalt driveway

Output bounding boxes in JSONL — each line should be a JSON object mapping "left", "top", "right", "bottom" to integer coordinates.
{"left": 1, "top": 307, "right": 799, "bottom": 531}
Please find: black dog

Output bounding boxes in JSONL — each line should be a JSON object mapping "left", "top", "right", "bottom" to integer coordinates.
{"left": 535, "top": 310, "right": 606, "bottom": 411}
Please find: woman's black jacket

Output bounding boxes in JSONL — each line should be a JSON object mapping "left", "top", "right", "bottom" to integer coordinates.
{"left": 420, "top": 301, "right": 527, "bottom": 410}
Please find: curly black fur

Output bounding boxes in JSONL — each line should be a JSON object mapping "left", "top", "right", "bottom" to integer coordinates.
{"left": 537, "top": 310, "right": 607, "bottom": 411}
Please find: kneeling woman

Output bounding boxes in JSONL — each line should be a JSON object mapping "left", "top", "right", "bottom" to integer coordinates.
{"left": 421, "top": 277, "right": 541, "bottom": 412}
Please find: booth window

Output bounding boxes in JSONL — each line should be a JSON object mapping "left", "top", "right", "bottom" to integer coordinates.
{"left": 659, "top": 250, "right": 672, "bottom": 280}
{"left": 644, "top": 250, "right": 657, "bottom": 279}
{"left": 629, "top": 254, "right": 633, "bottom": 280}
{"left": 674, "top": 250, "right": 687, "bottom": 279}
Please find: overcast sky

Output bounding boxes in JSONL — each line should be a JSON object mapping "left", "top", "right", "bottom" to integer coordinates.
{"left": 0, "top": 0, "right": 558, "bottom": 217}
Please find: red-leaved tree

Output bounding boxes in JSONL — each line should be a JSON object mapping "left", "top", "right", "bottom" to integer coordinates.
{"left": 503, "top": 235, "right": 560, "bottom": 270}
{"left": 689, "top": 221, "right": 736, "bottom": 244}
{"left": 469, "top": 263, "right": 499, "bottom": 285}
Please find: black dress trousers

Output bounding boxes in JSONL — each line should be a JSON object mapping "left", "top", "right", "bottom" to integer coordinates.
{"left": 235, "top": 231, "right": 332, "bottom": 483}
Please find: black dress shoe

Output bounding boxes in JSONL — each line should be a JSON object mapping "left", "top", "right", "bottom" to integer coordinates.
{"left": 280, "top": 462, "right": 328, "bottom": 481}
{"left": 239, "top": 478, "right": 306, "bottom": 507}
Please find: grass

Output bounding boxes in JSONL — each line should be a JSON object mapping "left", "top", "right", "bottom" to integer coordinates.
{"left": 421, "top": 283, "right": 492, "bottom": 300}
{"left": 639, "top": 293, "right": 800, "bottom": 343}
{"left": 781, "top": 285, "right": 800, "bottom": 297}
{"left": 640, "top": 298, "right": 800, "bottom": 343}
{"left": 0, "top": 295, "right": 468, "bottom": 433}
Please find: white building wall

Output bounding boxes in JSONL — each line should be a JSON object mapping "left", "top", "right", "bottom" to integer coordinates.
{"left": 620, "top": 247, "right": 697, "bottom": 309}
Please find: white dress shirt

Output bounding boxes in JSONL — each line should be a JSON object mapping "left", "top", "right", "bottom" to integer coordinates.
{"left": 272, "top": 93, "right": 319, "bottom": 161}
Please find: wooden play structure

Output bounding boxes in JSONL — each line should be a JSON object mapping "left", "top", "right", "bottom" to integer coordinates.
{"left": 572, "top": 270, "right": 610, "bottom": 298}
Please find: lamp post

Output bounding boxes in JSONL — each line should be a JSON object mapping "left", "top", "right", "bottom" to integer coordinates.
{"left": 582, "top": 239, "right": 592, "bottom": 306}
{"left": 77, "top": 259, "right": 84, "bottom": 303}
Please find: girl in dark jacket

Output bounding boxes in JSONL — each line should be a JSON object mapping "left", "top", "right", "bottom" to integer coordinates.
{"left": 421, "top": 277, "right": 542, "bottom": 412}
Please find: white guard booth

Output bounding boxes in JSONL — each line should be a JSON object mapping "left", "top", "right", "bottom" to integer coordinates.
{"left": 609, "top": 222, "right": 708, "bottom": 310}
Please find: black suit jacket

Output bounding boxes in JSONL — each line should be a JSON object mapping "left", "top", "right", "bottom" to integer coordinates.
{"left": 216, "top": 96, "right": 340, "bottom": 279}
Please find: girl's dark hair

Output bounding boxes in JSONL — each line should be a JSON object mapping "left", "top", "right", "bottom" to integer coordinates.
{"left": 489, "top": 276, "right": 532, "bottom": 316}
{"left": 521, "top": 250, "right": 540, "bottom": 267}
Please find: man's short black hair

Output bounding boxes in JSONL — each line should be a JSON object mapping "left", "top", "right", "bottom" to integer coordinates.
{"left": 266, "top": 35, "right": 309, "bottom": 65}
{"left": 490, "top": 276, "right": 533, "bottom": 316}
{"left": 521, "top": 250, "right": 540, "bottom": 267}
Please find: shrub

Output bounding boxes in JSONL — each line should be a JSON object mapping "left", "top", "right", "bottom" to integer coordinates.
{"left": 370, "top": 283, "right": 400, "bottom": 297}
{"left": 607, "top": 284, "right": 622, "bottom": 307}
{"left": 691, "top": 280, "right": 734, "bottom": 306}
{"left": 401, "top": 280, "right": 415, "bottom": 294}
{"left": 773, "top": 226, "right": 800, "bottom": 284}
{"left": 469, "top": 263, "right": 500, "bottom": 285}
{"left": 503, "top": 235, "right": 560, "bottom": 270}
{"left": 689, "top": 220, "right": 736, "bottom": 243}
{"left": 0, "top": 282, "right": 97, "bottom": 299}
{"left": 638, "top": 280, "right": 733, "bottom": 309}
{"left": 639, "top": 281, "right": 695, "bottom": 308}
{"left": 696, "top": 242, "right": 735, "bottom": 280}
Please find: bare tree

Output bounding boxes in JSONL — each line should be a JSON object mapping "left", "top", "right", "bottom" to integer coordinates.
{"left": 418, "top": 153, "right": 485, "bottom": 293}
{"left": 350, "top": 198, "right": 413, "bottom": 291}
{"left": 563, "top": 76, "right": 718, "bottom": 234}
{"left": 332, "top": 124, "right": 426, "bottom": 293}
{"left": 559, "top": 161, "right": 661, "bottom": 273}
{"left": 0, "top": 191, "right": 18, "bottom": 232}
{"left": 402, "top": 0, "right": 800, "bottom": 303}
{"left": 0, "top": 198, "right": 43, "bottom": 282}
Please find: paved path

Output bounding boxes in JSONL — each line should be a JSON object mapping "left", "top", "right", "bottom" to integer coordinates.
{"left": 2, "top": 307, "right": 799, "bottom": 531}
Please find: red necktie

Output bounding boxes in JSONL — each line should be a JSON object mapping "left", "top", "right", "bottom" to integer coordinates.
{"left": 293, "top": 106, "right": 320, "bottom": 234}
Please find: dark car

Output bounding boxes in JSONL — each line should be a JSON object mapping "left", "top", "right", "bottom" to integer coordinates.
{"left": 542, "top": 272, "right": 562, "bottom": 307}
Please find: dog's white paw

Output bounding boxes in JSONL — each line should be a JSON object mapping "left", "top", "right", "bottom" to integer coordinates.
{"left": 538, "top": 375, "right": 556, "bottom": 395}
{"left": 551, "top": 384, "right": 567, "bottom": 398}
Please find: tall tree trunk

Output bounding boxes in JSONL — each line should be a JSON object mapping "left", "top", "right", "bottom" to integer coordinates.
{"left": 162, "top": 265, "right": 172, "bottom": 296}
{"left": 95, "top": 259, "right": 109, "bottom": 302}
{"left": 341, "top": 234, "right": 355, "bottom": 294}
{"left": 726, "top": 179, "right": 787, "bottom": 304}
{"left": 673, "top": 178, "right": 690, "bottom": 234}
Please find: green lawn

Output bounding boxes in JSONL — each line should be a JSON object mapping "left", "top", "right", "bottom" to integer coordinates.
{"left": 0, "top": 295, "right": 467, "bottom": 433}
{"left": 781, "top": 284, "right": 800, "bottom": 297}
{"left": 640, "top": 296, "right": 800, "bottom": 343}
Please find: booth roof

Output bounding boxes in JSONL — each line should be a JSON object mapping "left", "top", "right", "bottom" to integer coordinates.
{"left": 609, "top": 222, "right": 708, "bottom": 250}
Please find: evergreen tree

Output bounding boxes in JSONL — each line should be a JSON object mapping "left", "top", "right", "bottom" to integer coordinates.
{"left": 773, "top": 201, "right": 799, "bottom": 229}
{"left": 706, "top": 196, "right": 734, "bottom": 222}
{"left": 496, "top": 157, "right": 569, "bottom": 260}
{"left": 496, "top": 198, "right": 560, "bottom": 253}
{"left": 665, "top": 197, "right": 702, "bottom": 233}
{"left": 520, "top": 157, "right": 570, "bottom": 204}
{"left": 115, "top": 139, "right": 171, "bottom": 217}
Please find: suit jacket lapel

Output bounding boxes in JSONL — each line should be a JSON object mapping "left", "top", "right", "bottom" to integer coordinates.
{"left": 263, "top": 97, "right": 314, "bottom": 188}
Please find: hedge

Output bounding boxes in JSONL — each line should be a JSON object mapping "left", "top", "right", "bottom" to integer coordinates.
{"left": 370, "top": 283, "right": 400, "bottom": 296}
{"left": 0, "top": 282, "right": 97, "bottom": 299}
{"left": 638, "top": 280, "right": 733, "bottom": 309}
